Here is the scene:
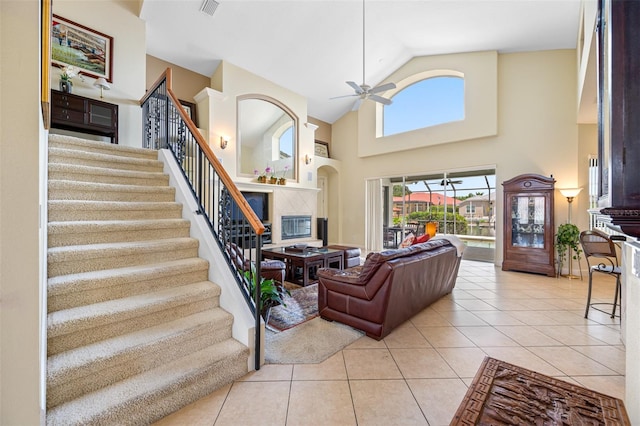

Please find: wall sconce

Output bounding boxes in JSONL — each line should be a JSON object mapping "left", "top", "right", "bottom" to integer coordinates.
{"left": 304, "top": 154, "right": 312, "bottom": 165}
{"left": 93, "top": 77, "right": 111, "bottom": 98}
{"left": 220, "top": 136, "right": 228, "bottom": 149}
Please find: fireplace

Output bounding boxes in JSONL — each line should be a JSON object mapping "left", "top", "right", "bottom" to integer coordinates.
{"left": 282, "top": 215, "right": 312, "bottom": 240}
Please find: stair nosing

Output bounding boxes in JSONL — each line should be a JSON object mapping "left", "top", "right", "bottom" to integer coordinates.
{"left": 48, "top": 163, "right": 169, "bottom": 180}
{"left": 47, "top": 219, "right": 191, "bottom": 234}
{"left": 47, "top": 257, "right": 209, "bottom": 297}
{"left": 48, "top": 146, "right": 161, "bottom": 166}
{"left": 48, "top": 180, "right": 176, "bottom": 194}
{"left": 47, "top": 281, "right": 220, "bottom": 338}
{"left": 46, "top": 340, "right": 248, "bottom": 424}
{"left": 48, "top": 200, "right": 183, "bottom": 210}
{"left": 48, "top": 236, "right": 197, "bottom": 254}
{"left": 47, "top": 309, "right": 232, "bottom": 385}
{"left": 48, "top": 134, "right": 158, "bottom": 159}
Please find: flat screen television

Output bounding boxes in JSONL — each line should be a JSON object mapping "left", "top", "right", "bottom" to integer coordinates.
{"left": 229, "top": 191, "right": 269, "bottom": 222}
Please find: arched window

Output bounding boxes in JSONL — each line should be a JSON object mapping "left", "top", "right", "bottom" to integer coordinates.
{"left": 277, "top": 124, "right": 294, "bottom": 158}
{"left": 383, "top": 76, "right": 465, "bottom": 137}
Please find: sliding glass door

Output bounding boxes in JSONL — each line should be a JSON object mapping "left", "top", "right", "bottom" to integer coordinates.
{"left": 375, "top": 168, "right": 496, "bottom": 261}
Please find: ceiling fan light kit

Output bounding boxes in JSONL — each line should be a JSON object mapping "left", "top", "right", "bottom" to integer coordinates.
{"left": 332, "top": 0, "right": 396, "bottom": 110}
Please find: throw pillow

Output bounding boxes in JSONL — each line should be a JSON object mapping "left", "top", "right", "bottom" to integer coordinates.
{"left": 399, "top": 232, "right": 415, "bottom": 248}
{"left": 412, "top": 234, "right": 430, "bottom": 245}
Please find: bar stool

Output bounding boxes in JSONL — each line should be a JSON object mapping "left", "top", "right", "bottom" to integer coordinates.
{"left": 579, "top": 230, "right": 622, "bottom": 319}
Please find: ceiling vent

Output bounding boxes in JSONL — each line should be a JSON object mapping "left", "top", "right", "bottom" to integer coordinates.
{"left": 200, "top": 0, "right": 219, "bottom": 16}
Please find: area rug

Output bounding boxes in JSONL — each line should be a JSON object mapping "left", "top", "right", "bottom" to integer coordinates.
{"left": 265, "top": 317, "right": 364, "bottom": 364}
{"left": 267, "top": 283, "right": 319, "bottom": 332}
{"left": 451, "top": 357, "right": 630, "bottom": 425}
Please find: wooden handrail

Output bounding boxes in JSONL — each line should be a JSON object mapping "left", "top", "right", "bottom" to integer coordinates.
{"left": 140, "top": 68, "right": 265, "bottom": 235}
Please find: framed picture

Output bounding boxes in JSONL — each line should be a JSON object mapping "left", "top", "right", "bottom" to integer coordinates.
{"left": 179, "top": 100, "right": 197, "bottom": 127}
{"left": 52, "top": 15, "right": 114, "bottom": 82}
{"left": 315, "top": 140, "right": 330, "bottom": 158}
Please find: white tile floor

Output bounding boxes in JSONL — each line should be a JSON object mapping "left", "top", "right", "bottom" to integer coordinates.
{"left": 154, "top": 260, "right": 626, "bottom": 426}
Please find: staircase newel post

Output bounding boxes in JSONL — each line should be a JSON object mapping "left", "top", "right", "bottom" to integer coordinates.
{"left": 163, "top": 81, "right": 169, "bottom": 150}
{"left": 255, "top": 234, "right": 262, "bottom": 371}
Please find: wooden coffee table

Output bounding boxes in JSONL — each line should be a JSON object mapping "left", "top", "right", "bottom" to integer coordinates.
{"left": 261, "top": 246, "right": 343, "bottom": 286}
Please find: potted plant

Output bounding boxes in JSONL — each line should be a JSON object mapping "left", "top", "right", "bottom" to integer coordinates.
{"left": 278, "top": 165, "right": 289, "bottom": 185}
{"left": 555, "top": 223, "right": 582, "bottom": 277}
{"left": 254, "top": 169, "right": 266, "bottom": 183}
{"left": 243, "top": 265, "right": 290, "bottom": 321}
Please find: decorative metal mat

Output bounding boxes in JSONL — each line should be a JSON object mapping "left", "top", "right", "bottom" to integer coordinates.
{"left": 451, "top": 357, "right": 630, "bottom": 425}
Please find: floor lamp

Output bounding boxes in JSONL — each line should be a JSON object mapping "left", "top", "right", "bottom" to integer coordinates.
{"left": 559, "top": 187, "right": 582, "bottom": 279}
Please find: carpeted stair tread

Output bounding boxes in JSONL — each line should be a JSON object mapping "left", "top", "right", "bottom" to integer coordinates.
{"left": 48, "top": 163, "right": 170, "bottom": 186}
{"left": 48, "top": 180, "right": 175, "bottom": 202}
{"left": 47, "top": 237, "right": 199, "bottom": 277}
{"left": 47, "top": 309, "right": 234, "bottom": 408}
{"left": 48, "top": 258, "right": 210, "bottom": 312}
{"left": 46, "top": 339, "right": 248, "bottom": 426}
{"left": 47, "top": 281, "right": 220, "bottom": 354}
{"left": 46, "top": 134, "right": 250, "bottom": 423}
{"left": 48, "top": 200, "right": 183, "bottom": 221}
{"left": 48, "top": 134, "right": 158, "bottom": 160}
{"left": 48, "top": 218, "right": 191, "bottom": 247}
{"left": 49, "top": 146, "right": 164, "bottom": 173}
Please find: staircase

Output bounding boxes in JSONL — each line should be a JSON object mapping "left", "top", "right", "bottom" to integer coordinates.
{"left": 46, "top": 134, "right": 249, "bottom": 425}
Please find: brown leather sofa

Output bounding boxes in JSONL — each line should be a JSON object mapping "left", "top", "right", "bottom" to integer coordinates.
{"left": 317, "top": 237, "right": 462, "bottom": 340}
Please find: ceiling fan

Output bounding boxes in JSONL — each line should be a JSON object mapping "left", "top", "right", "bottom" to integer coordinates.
{"left": 331, "top": 0, "right": 396, "bottom": 111}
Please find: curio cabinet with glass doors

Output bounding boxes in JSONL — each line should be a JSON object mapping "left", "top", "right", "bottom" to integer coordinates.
{"left": 502, "top": 174, "right": 556, "bottom": 277}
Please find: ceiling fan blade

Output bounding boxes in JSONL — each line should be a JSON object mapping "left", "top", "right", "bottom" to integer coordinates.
{"left": 351, "top": 98, "right": 363, "bottom": 111}
{"left": 369, "top": 94, "right": 392, "bottom": 105}
{"left": 369, "top": 82, "right": 396, "bottom": 94}
{"left": 329, "top": 94, "right": 359, "bottom": 100}
{"left": 346, "top": 81, "right": 364, "bottom": 94}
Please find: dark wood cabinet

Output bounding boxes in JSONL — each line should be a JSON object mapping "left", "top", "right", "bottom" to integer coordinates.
{"left": 502, "top": 174, "right": 556, "bottom": 277}
{"left": 51, "top": 90, "right": 118, "bottom": 144}
{"left": 596, "top": 0, "right": 640, "bottom": 237}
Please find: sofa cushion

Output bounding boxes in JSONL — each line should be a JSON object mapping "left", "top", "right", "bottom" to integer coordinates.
{"left": 412, "top": 233, "right": 431, "bottom": 245}
{"left": 399, "top": 232, "right": 415, "bottom": 248}
{"left": 378, "top": 239, "right": 449, "bottom": 262}
{"left": 354, "top": 239, "right": 448, "bottom": 283}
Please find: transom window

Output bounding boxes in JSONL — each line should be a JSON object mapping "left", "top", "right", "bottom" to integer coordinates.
{"left": 383, "top": 76, "right": 465, "bottom": 137}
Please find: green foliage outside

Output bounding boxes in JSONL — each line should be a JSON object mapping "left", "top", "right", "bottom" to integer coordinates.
{"left": 400, "top": 210, "right": 469, "bottom": 234}
{"left": 393, "top": 185, "right": 411, "bottom": 197}
{"left": 457, "top": 192, "right": 484, "bottom": 201}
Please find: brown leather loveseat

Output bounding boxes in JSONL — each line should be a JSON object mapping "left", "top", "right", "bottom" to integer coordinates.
{"left": 317, "top": 237, "right": 463, "bottom": 340}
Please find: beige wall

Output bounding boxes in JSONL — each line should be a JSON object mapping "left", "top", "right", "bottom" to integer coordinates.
{"left": 361, "top": 51, "right": 498, "bottom": 158}
{"left": 201, "top": 61, "right": 317, "bottom": 188}
{"left": 333, "top": 50, "right": 582, "bottom": 265}
{"left": 307, "top": 116, "right": 331, "bottom": 144}
{"left": 51, "top": 1, "right": 146, "bottom": 148}
{"left": 146, "top": 55, "right": 210, "bottom": 104}
{"left": 0, "top": 1, "right": 45, "bottom": 423}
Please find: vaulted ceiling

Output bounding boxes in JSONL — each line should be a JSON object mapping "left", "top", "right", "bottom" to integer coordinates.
{"left": 141, "top": 0, "right": 583, "bottom": 124}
